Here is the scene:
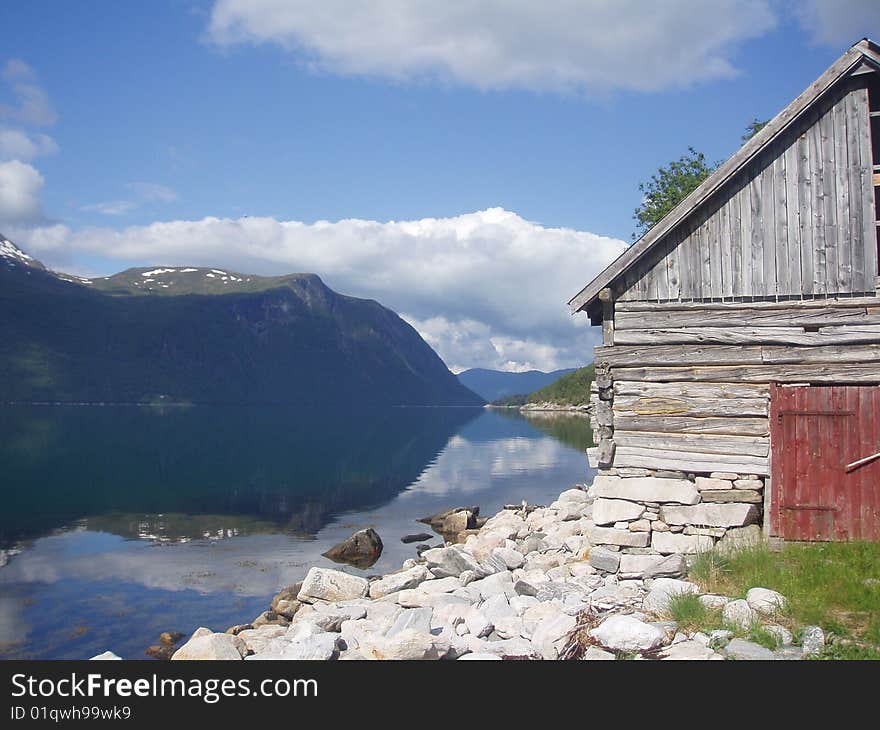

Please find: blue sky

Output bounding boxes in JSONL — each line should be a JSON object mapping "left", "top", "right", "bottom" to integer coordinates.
{"left": 1, "top": 1, "right": 879, "bottom": 371}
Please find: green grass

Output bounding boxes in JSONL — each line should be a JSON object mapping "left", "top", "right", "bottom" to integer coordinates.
{"left": 688, "top": 540, "right": 880, "bottom": 658}
{"left": 665, "top": 593, "right": 712, "bottom": 632}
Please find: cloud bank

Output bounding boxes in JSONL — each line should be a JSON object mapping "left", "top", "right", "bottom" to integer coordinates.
{"left": 207, "top": 0, "right": 779, "bottom": 93}
{"left": 17, "top": 208, "right": 627, "bottom": 372}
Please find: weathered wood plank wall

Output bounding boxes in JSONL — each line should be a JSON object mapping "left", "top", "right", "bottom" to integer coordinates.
{"left": 592, "top": 299, "right": 880, "bottom": 476}
{"left": 617, "top": 83, "right": 876, "bottom": 303}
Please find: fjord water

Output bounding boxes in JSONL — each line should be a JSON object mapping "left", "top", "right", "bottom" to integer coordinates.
{"left": 0, "top": 405, "right": 593, "bottom": 659}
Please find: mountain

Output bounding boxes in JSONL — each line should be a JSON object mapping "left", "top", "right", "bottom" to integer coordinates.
{"left": 0, "top": 235, "right": 484, "bottom": 406}
{"left": 491, "top": 365, "right": 595, "bottom": 407}
{"left": 456, "top": 367, "right": 577, "bottom": 402}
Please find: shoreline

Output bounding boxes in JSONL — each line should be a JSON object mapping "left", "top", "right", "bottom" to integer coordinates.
{"left": 106, "top": 480, "right": 814, "bottom": 661}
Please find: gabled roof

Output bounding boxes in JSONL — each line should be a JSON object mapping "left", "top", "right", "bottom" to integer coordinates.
{"left": 568, "top": 38, "right": 880, "bottom": 316}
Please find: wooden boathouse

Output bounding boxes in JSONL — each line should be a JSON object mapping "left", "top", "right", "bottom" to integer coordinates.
{"left": 570, "top": 39, "right": 880, "bottom": 547}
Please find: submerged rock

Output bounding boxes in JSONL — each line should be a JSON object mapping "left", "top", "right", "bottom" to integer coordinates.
{"left": 322, "top": 528, "right": 384, "bottom": 569}
{"left": 401, "top": 533, "right": 433, "bottom": 544}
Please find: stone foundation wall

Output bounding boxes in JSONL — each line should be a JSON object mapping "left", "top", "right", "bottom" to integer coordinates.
{"left": 585, "top": 468, "right": 764, "bottom": 567}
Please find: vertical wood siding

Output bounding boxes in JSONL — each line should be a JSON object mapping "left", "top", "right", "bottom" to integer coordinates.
{"left": 619, "top": 84, "right": 877, "bottom": 302}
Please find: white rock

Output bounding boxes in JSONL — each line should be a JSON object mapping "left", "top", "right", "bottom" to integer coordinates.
{"left": 422, "top": 546, "right": 485, "bottom": 578}
{"left": 260, "top": 633, "right": 341, "bottom": 660}
{"left": 457, "top": 652, "right": 502, "bottom": 660}
{"left": 651, "top": 531, "right": 715, "bottom": 555}
{"left": 590, "top": 614, "right": 666, "bottom": 652}
{"left": 557, "top": 502, "right": 586, "bottom": 521}
{"left": 360, "top": 629, "right": 451, "bottom": 660}
{"left": 723, "top": 637, "right": 775, "bottom": 660}
{"left": 660, "top": 640, "right": 723, "bottom": 660}
{"left": 463, "top": 608, "right": 494, "bottom": 638}
{"left": 801, "top": 626, "right": 825, "bottom": 656}
{"left": 397, "top": 589, "right": 472, "bottom": 609}
{"left": 722, "top": 599, "right": 757, "bottom": 630}
{"left": 592, "top": 475, "right": 700, "bottom": 505}
{"left": 746, "top": 587, "right": 788, "bottom": 615}
{"left": 297, "top": 567, "right": 369, "bottom": 603}
{"left": 369, "top": 565, "right": 429, "bottom": 598}
{"left": 492, "top": 546, "right": 525, "bottom": 570}
{"left": 587, "top": 526, "right": 650, "bottom": 548}
{"left": 619, "top": 554, "right": 684, "bottom": 579}
{"left": 418, "top": 576, "right": 462, "bottom": 594}
{"left": 589, "top": 546, "right": 620, "bottom": 573}
{"left": 659, "top": 503, "right": 759, "bottom": 528}
{"left": 695, "top": 477, "right": 733, "bottom": 491}
{"left": 386, "top": 607, "right": 434, "bottom": 636}
{"left": 733, "top": 479, "right": 764, "bottom": 490}
{"left": 764, "top": 624, "right": 793, "bottom": 646}
{"left": 90, "top": 651, "right": 122, "bottom": 660}
{"left": 558, "top": 488, "right": 590, "bottom": 504}
{"left": 469, "top": 571, "right": 516, "bottom": 601}
{"left": 698, "top": 594, "right": 730, "bottom": 610}
{"left": 581, "top": 645, "right": 615, "bottom": 660}
{"left": 172, "top": 633, "right": 246, "bottom": 660}
{"left": 642, "top": 578, "right": 699, "bottom": 615}
{"left": 493, "top": 616, "right": 526, "bottom": 640}
{"left": 592, "top": 498, "right": 645, "bottom": 526}
{"left": 531, "top": 611, "right": 578, "bottom": 659}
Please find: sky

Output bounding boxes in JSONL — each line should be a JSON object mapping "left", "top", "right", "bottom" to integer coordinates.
{"left": 1, "top": 1, "right": 879, "bottom": 373}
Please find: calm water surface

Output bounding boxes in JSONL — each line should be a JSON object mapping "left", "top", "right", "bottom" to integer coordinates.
{"left": 0, "top": 405, "right": 593, "bottom": 659}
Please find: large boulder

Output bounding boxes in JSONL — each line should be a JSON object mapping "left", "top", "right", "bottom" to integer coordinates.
{"left": 368, "top": 565, "right": 429, "bottom": 599}
{"left": 721, "top": 599, "right": 757, "bottom": 630}
{"left": 589, "top": 546, "right": 621, "bottom": 573}
{"left": 249, "top": 633, "right": 341, "bottom": 661}
{"left": 587, "top": 525, "right": 650, "bottom": 548}
{"left": 270, "top": 584, "right": 303, "bottom": 619}
{"left": 659, "top": 503, "right": 759, "bottom": 528}
{"left": 723, "top": 638, "right": 775, "bottom": 661}
{"left": 619, "top": 554, "right": 685, "bottom": 580}
{"left": 651, "top": 531, "right": 715, "bottom": 555}
{"left": 359, "top": 629, "right": 451, "bottom": 660}
{"left": 421, "top": 546, "right": 485, "bottom": 578}
{"left": 591, "top": 498, "right": 645, "bottom": 526}
{"left": 172, "top": 631, "right": 246, "bottom": 660}
{"left": 590, "top": 615, "right": 666, "bottom": 652}
{"left": 642, "top": 578, "right": 699, "bottom": 615}
{"left": 592, "top": 476, "right": 700, "bottom": 505}
{"left": 297, "top": 567, "right": 369, "bottom": 603}
{"left": 322, "top": 528, "right": 384, "bottom": 569}
{"left": 745, "top": 587, "right": 787, "bottom": 615}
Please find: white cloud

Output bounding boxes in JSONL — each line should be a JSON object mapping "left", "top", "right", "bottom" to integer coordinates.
{"left": 206, "top": 0, "right": 777, "bottom": 93}
{"left": 0, "top": 160, "right": 45, "bottom": 224}
{"left": 794, "top": 1, "right": 880, "bottom": 46}
{"left": 82, "top": 182, "right": 178, "bottom": 216}
{"left": 0, "top": 59, "right": 57, "bottom": 127}
{"left": 80, "top": 200, "right": 137, "bottom": 216}
{"left": 0, "top": 128, "right": 57, "bottom": 161}
{"left": 126, "top": 181, "right": 178, "bottom": 203}
{"left": 17, "top": 208, "right": 625, "bottom": 371}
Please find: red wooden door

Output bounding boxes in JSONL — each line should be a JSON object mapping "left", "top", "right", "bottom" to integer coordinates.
{"left": 770, "top": 384, "right": 880, "bottom": 541}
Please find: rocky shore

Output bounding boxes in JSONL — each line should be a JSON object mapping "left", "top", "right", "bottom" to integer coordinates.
{"left": 91, "top": 482, "right": 823, "bottom": 661}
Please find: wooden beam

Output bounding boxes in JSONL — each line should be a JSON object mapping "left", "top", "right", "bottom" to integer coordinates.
{"left": 613, "top": 430, "right": 769, "bottom": 457}
{"left": 613, "top": 394, "right": 769, "bottom": 417}
{"left": 612, "top": 362, "right": 880, "bottom": 383}
{"left": 612, "top": 445, "right": 769, "bottom": 475}
{"left": 614, "top": 325, "right": 880, "bottom": 346}
{"left": 596, "top": 343, "right": 880, "bottom": 367}
{"left": 612, "top": 414, "right": 769, "bottom": 437}
{"left": 613, "top": 380, "right": 769, "bottom": 400}
{"left": 614, "top": 305, "right": 879, "bottom": 330}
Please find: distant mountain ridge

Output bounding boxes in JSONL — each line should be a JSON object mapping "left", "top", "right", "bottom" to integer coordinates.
{"left": 0, "top": 235, "right": 484, "bottom": 406}
{"left": 456, "top": 367, "right": 577, "bottom": 402}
